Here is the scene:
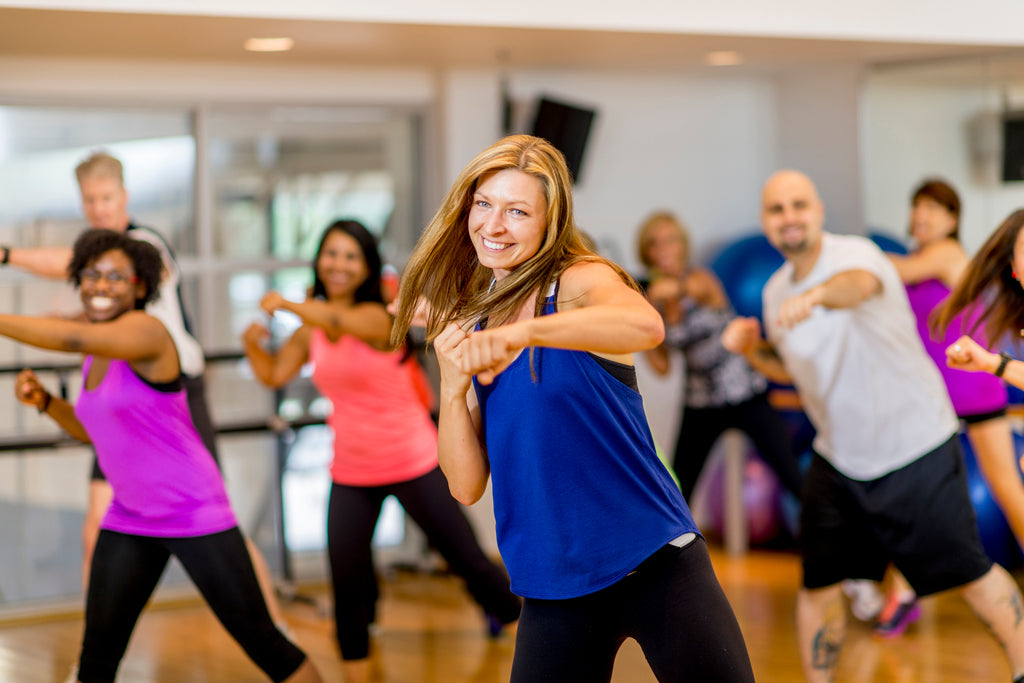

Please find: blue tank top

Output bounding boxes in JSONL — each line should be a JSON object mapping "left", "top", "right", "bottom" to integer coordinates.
{"left": 473, "top": 293, "right": 698, "bottom": 599}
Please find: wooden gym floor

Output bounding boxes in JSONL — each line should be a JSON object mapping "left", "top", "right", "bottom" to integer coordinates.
{"left": 0, "top": 545, "right": 1013, "bottom": 682}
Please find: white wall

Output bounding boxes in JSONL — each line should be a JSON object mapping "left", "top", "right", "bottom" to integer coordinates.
{"left": 776, "top": 66, "right": 865, "bottom": 235}
{"left": 862, "top": 67, "right": 1024, "bottom": 255}
{"left": 443, "top": 68, "right": 783, "bottom": 273}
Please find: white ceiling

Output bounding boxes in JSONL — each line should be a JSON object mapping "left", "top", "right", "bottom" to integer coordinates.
{"left": 0, "top": 7, "right": 1020, "bottom": 74}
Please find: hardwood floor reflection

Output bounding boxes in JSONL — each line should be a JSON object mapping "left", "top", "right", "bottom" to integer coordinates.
{"left": 0, "top": 546, "right": 1014, "bottom": 682}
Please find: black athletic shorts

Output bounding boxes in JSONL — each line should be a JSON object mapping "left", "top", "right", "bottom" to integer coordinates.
{"left": 801, "top": 434, "right": 992, "bottom": 596}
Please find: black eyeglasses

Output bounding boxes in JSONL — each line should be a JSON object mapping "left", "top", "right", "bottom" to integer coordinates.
{"left": 79, "top": 269, "right": 138, "bottom": 286}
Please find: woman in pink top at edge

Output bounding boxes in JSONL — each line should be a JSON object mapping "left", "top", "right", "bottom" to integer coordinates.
{"left": 875, "top": 179, "right": 1022, "bottom": 637}
{"left": 7, "top": 229, "right": 323, "bottom": 683}
{"left": 242, "top": 219, "right": 521, "bottom": 683}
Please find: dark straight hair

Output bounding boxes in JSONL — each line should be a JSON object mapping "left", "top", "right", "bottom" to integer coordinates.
{"left": 311, "top": 220, "right": 383, "bottom": 304}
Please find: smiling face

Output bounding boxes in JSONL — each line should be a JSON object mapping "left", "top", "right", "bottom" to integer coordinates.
{"left": 761, "top": 171, "right": 825, "bottom": 262}
{"left": 315, "top": 230, "right": 369, "bottom": 302}
{"left": 910, "top": 195, "right": 958, "bottom": 247}
{"left": 79, "top": 174, "right": 130, "bottom": 232}
{"left": 642, "top": 219, "right": 688, "bottom": 278}
{"left": 467, "top": 169, "right": 549, "bottom": 281}
{"left": 78, "top": 249, "right": 144, "bottom": 322}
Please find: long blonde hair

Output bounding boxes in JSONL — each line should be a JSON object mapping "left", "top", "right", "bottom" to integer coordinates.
{"left": 391, "top": 134, "right": 635, "bottom": 345}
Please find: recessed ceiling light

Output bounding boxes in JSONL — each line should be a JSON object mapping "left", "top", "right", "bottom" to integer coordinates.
{"left": 705, "top": 51, "right": 743, "bottom": 67}
{"left": 244, "top": 37, "right": 295, "bottom": 53}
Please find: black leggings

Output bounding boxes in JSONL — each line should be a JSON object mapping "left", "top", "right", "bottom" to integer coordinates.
{"left": 327, "top": 467, "right": 521, "bottom": 660}
{"left": 78, "top": 527, "right": 305, "bottom": 683}
{"left": 673, "top": 391, "right": 804, "bottom": 499}
{"left": 510, "top": 537, "right": 755, "bottom": 682}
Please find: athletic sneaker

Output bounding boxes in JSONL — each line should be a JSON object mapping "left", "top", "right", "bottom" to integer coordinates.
{"left": 842, "top": 579, "right": 885, "bottom": 621}
{"left": 873, "top": 596, "right": 921, "bottom": 638}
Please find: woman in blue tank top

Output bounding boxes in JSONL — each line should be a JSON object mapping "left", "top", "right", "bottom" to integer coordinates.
{"left": 391, "top": 134, "right": 755, "bottom": 682}
{"left": 0, "top": 229, "right": 322, "bottom": 683}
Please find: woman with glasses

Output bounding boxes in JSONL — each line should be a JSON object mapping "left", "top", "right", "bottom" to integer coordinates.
{"left": 7, "top": 229, "right": 322, "bottom": 683}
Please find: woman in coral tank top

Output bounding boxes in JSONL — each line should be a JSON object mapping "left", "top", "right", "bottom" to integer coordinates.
{"left": 242, "top": 219, "right": 520, "bottom": 683}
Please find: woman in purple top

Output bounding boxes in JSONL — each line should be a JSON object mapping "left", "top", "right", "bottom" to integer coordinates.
{"left": 880, "top": 179, "right": 1022, "bottom": 637}
{"left": 5, "top": 229, "right": 322, "bottom": 683}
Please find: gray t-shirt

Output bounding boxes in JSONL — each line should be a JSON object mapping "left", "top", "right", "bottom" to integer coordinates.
{"left": 762, "top": 232, "right": 957, "bottom": 480}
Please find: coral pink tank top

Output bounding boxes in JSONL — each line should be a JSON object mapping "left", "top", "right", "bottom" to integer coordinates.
{"left": 309, "top": 329, "right": 439, "bottom": 486}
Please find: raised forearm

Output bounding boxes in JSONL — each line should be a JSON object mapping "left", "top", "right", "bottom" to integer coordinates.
{"left": 520, "top": 304, "right": 665, "bottom": 355}
{"left": 243, "top": 341, "right": 278, "bottom": 387}
{"left": 0, "top": 314, "right": 89, "bottom": 354}
{"left": 6, "top": 246, "right": 73, "bottom": 280}
{"left": 41, "top": 395, "right": 91, "bottom": 442}
{"left": 281, "top": 300, "right": 391, "bottom": 345}
{"left": 816, "top": 270, "right": 881, "bottom": 310}
{"left": 743, "top": 340, "right": 792, "bottom": 384}
{"left": 436, "top": 389, "right": 490, "bottom": 505}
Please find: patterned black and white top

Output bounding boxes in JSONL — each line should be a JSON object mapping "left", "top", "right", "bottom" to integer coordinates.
{"left": 664, "top": 298, "right": 767, "bottom": 408}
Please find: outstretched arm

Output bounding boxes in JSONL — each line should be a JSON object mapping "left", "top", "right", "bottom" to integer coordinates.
{"left": 721, "top": 316, "right": 793, "bottom": 385}
{"left": 242, "top": 321, "right": 311, "bottom": 388}
{"left": 5, "top": 246, "right": 74, "bottom": 280}
{"left": 15, "top": 369, "right": 91, "bottom": 442}
{"left": 0, "top": 310, "right": 167, "bottom": 361}
{"left": 459, "top": 261, "right": 664, "bottom": 384}
{"left": 261, "top": 292, "right": 392, "bottom": 347}
{"left": 946, "top": 335, "right": 1024, "bottom": 385}
{"left": 776, "top": 269, "right": 882, "bottom": 328}
{"left": 433, "top": 322, "right": 490, "bottom": 505}
{"left": 888, "top": 240, "right": 966, "bottom": 288}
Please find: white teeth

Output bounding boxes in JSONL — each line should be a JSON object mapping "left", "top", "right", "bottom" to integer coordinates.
{"left": 89, "top": 297, "right": 114, "bottom": 310}
{"left": 482, "top": 238, "right": 509, "bottom": 250}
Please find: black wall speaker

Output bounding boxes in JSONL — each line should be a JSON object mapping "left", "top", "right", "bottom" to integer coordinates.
{"left": 531, "top": 97, "right": 596, "bottom": 183}
{"left": 1002, "top": 113, "right": 1024, "bottom": 182}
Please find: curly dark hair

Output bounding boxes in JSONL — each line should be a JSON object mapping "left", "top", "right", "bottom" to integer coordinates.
{"left": 67, "top": 229, "right": 163, "bottom": 309}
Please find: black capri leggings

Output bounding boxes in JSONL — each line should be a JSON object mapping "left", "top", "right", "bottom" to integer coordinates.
{"left": 673, "top": 391, "right": 804, "bottom": 499}
{"left": 78, "top": 527, "right": 305, "bottom": 683}
{"left": 327, "top": 467, "right": 521, "bottom": 660}
{"left": 510, "top": 536, "right": 755, "bottom": 683}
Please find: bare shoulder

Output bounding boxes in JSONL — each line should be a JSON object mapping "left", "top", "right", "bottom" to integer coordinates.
{"left": 114, "top": 309, "right": 165, "bottom": 330}
{"left": 921, "top": 238, "right": 967, "bottom": 263}
{"left": 558, "top": 259, "right": 642, "bottom": 310}
{"left": 560, "top": 259, "right": 630, "bottom": 292}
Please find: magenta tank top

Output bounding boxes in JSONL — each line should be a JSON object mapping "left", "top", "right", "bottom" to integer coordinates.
{"left": 75, "top": 357, "right": 237, "bottom": 537}
{"left": 906, "top": 279, "right": 1007, "bottom": 417}
{"left": 309, "top": 330, "right": 439, "bottom": 486}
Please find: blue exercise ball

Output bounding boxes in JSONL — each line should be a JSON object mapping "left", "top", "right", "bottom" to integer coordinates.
{"left": 710, "top": 233, "right": 784, "bottom": 321}
{"left": 867, "top": 231, "right": 909, "bottom": 256}
{"left": 959, "top": 431, "right": 1024, "bottom": 569}
{"left": 1006, "top": 382, "right": 1024, "bottom": 407}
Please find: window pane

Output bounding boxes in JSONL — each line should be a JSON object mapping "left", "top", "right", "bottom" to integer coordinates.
{"left": 0, "top": 105, "right": 195, "bottom": 255}
{"left": 207, "top": 106, "right": 420, "bottom": 264}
